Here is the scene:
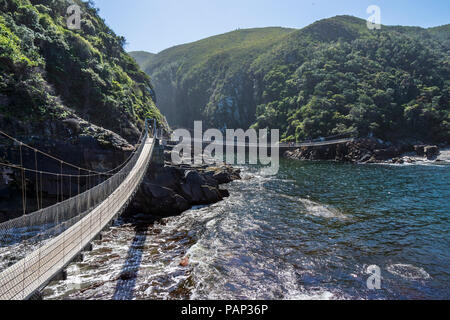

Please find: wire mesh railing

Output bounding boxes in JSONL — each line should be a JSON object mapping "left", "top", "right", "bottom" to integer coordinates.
{"left": 0, "top": 130, "right": 155, "bottom": 300}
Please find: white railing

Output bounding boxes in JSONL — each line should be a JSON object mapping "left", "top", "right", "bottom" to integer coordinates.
{"left": 0, "top": 136, "right": 154, "bottom": 300}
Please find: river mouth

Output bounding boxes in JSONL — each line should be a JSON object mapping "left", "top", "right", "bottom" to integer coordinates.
{"left": 43, "top": 160, "right": 450, "bottom": 300}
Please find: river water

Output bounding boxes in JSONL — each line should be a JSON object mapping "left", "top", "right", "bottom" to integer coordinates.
{"left": 43, "top": 159, "right": 450, "bottom": 300}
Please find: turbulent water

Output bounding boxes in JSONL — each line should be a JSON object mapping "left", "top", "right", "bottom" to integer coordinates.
{"left": 43, "top": 159, "right": 450, "bottom": 300}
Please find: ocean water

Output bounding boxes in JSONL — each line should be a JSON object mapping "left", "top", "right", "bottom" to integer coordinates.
{"left": 43, "top": 159, "right": 450, "bottom": 300}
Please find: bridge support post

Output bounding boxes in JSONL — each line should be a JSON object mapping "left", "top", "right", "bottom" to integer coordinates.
{"left": 151, "top": 139, "right": 165, "bottom": 168}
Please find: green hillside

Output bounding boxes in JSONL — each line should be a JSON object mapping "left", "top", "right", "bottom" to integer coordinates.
{"left": 0, "top": 0, "right": 165, "bottom": 142}
{"left": 132, "top": 16, "right": 449, "bottom": 143}
{"left": 132, "top": 27, "right": 296, "bottom": 129}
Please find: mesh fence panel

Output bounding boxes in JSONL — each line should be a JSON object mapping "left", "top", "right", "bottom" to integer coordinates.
{"left": 0, "top": 131, "right": 148, "bottom": 249}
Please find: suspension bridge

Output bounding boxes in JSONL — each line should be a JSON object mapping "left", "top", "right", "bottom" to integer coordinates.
{"left": 0, "top": 121, "right": 355, "bottom": 300}
{"left": 0, "top": 119, "right": 160, "bottom": 300}
{"left": 172, "top": 127, "right": 356, "bottom": 150}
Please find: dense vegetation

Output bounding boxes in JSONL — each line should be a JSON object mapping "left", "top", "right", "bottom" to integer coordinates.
{"left": 132, "top": 16, "right": 449, "bottom": 143}
{"left": 132, "top": 27, "right": 295, "bottom": 130}
{"left": 0, "top": 0, "right": 165, "bottom": 141}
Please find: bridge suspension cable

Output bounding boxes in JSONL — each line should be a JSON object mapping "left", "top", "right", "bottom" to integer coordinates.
{"left": 0, "top": 126, "right": 147, "bottom": 177}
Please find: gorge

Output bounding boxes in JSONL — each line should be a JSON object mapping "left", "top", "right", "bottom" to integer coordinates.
{"left": 0, "top": 0, "right": 449, "bottom": 301}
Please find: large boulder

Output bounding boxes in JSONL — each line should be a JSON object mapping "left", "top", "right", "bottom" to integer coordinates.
{"left": 414, "top": 145, "right": 426, "bottom": 157}
{"left": 152, "top": 166, "right": 183, "bottom": 189}
{"left": 373, "top": 147, "right": 400, "bottom": 160}
{"left": 128, "top": 162, "right": 241, "bottom": 218}
{"left": 185, "top": 170, "right": 206, "bottom": 186}
{"left": 201, "top": 185, "right": 222, "bottom": 204}
{"left": 424, "top": 146, "right": 439, "bottom": 160}
{"left": 414, "top": 145, "right": 439, "bottom": 159}
{"left": 209, "top": 166, "right": 241, "bottom": 184}
{"left": 180, "top": 182, "right": 204, "bottom": 203}
{"left": 131, "top": 182, "right": 190, "bottom": 216}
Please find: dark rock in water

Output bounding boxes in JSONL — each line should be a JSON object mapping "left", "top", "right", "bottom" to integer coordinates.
{"left": 424, "top": 146, "right": 439, "bottom": 160}
{"left": 414, "top": 145, "right": 426, "bottom": 157}
{"left": 145, "top": 184, "right": 173, "bottom": 199}
{"left": 185, "top": 170, "right": 206, "bottom": 186}
{"left": 373, "top": 147, "right": 400, "bottom": 161}
{"left": 119, "top": 271, "right": 135, "bottom": 281}
{"left": 201, "top": 185, "right": 222, "bottom": 204}
{"left": 180, "top": 182, "right": 204, "bottom": 203}
{"left": 173, "top": 195, "right": 191, "bottom": 213}
{"left": 213, "top": 170, "right": 234, "bottom": 184}
{"left": 414, "top": 145, "right": 439, "bottom": 159}
{"left": 152, "top": 166, "right": 183, "bottom": 189}
{"left": 219, "top": 189, "right": 230, "bottom": 198}
{"left": 283, "top": 138, "right": 438, "bottom": 164}
{"left": 127, "top": 163, "right": 241, "bottom": 218}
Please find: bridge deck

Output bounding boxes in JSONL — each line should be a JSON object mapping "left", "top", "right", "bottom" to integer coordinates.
{"left": 183, "top": 138, "right": 355, "bottom": 148}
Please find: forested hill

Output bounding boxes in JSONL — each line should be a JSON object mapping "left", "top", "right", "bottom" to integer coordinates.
{"left": 131, "top": 16, "right": 449, "bottom": 143}
{"left": 0, "top": 0, "right": 165, "bottom": 144}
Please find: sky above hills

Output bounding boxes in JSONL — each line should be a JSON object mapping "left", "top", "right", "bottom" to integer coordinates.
{"left": 93, "top": 0, "right": 450, "bottom": 53}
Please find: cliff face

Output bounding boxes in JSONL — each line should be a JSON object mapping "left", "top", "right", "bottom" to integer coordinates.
{"left": 0, "top": 0, "right": 166, "bottom": 219}
{"left": 132, "top": 16, "right": 449, "bottom": 144}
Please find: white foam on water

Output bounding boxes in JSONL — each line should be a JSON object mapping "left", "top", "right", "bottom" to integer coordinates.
{"left": 380, "top": 162, "right": 448, "bottom": 168}
{"left": 286, "top": 289, "right": 337, "bottom": 300}
{"left": 437, "top": 148, "right": 450, "bottom": 162}
{"left": 387, "top": 264, "right": 431, "bottom": 280}
{"left": 299, "top": 199, "right": 348, "bottom": 220}
{"left": 278, "top": 265, "right": 338, "bottom": 300}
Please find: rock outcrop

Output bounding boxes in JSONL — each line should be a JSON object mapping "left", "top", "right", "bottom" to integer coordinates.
{"left": 414, "top": 145, "right": 440, "bottom": 160}
{"left": 126, "top": 163, "right": 241, "bottom": 217}
{"left": 284, "top": 138, "right": 443, "bottom": 164}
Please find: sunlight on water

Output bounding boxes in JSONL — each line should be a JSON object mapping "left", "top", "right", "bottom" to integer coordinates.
{"left": 43, "top": 160, "right": 449, "bottom": 300}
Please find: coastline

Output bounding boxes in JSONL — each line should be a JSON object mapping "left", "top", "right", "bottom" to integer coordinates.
{"left": 283, "top": 138, "right": 450, "bottom": 165}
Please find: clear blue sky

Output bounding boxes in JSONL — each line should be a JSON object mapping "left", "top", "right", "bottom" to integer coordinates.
{"left": 92, "top": 0, "right": 450, "bottom": 53}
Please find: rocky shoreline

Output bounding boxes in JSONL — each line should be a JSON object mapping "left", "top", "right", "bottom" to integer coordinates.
{"left": 283, "top": 138, "right": 448, "bottom": 164}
